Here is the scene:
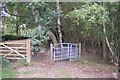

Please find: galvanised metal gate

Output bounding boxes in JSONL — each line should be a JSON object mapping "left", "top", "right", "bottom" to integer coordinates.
{"left": 51, "top": 43, "right": 79, "bottom": 61}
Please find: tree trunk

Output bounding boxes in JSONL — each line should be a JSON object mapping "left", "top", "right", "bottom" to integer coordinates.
{"left": 103, "top": 23, "right": 107, "bottom": 61}
{"left": 38, "top": 23, "right": 58, "bottom": 44}
{"left": 0, "top": 17, "right": 4, "bottom": 41}
{"left": 97, "top": 41, "right": 102, "bottom": 54}
{"left": 16, "top": 21, "right": 19, "bottom": 35}
{"left": 32, "top": 10, "right": 58, "bottom": 44}
{"left": 56, "top": 0, "right": 62, "bottom": 43}
{"left": 102, "top": 2, "right": 108, "bottom": 62}
{"left": 105, "top": 35, "right": 118, "bottom": 65}
{"left": 0, "top": 2, "right": 4, "bottom": 35}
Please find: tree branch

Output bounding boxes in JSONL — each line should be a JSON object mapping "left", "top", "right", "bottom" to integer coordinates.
{"left": 5, "top": 11, "right": 25, "bottom": 17}
{"left": 105, "top": 36, "right": 118, "bottom": 65}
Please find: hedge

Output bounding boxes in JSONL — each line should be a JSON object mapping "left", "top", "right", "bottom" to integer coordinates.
{"left": 2, "top": 34, "right": 29, "bottom": 41}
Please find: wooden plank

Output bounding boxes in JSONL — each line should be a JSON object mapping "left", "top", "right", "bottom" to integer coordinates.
{"left": 0, "top": 47, "right": 26, "bottom": 49}
{"left": 0, "top": 54, "right": 26, "bottom": 56}
{"left": 3, "top": 44, "right": 26, "bottom": 57}
{"left": 6, "top": 57, "right": 23, "bottom": 59}
{"left": 50, "top": 43, "right": 53, "bottom": 60}
{"left": 1, "top": 43, "right": 25, "bottom": 58}
{"left": 0, "top": 42, "right": 25, "bottom": 44}
{"left": 26, "top": 39, "right": 31, "bottom": 63}
{"left": 0, "top": 39, "right": 30, "bottom": 61}
{"left": 1, "top": 50, "right": 26, "bottom": 52}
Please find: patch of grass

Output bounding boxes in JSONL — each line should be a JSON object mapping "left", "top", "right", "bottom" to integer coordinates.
{"left": 0, "top": 57, "right": 18, "bottom": 78}
{"left": 15, "top": 58, "right": 28, "bottom": 68}
{"left": 2, "top": 68, "right": 18, "bottom": 78}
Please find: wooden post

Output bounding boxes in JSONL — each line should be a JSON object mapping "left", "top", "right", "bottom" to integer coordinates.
{"left": 69, "top": 44, "right": 72, "bottom": 61}
{"left": 26, "top": 39, "right": 31, "bottom": 63}
{"left": 61, "top": 43, "right": 62, "bottom": 61}
{"left": 50, "top": 43, "right": 53, "bottom": 60}
{"left": 79, "top": 43, "right": 81, "bottom": 59}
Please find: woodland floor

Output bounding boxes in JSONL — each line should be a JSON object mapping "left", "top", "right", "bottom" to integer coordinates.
{"left": 15, "top": 50, "right": 118, "bottom": 78}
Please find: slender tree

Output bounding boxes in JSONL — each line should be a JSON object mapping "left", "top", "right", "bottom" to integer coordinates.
{"left": 0, "top": 2, "right": 4, "bottom": 38}
{"left": 56, "top": 0, "right": 62, "bottom": 43}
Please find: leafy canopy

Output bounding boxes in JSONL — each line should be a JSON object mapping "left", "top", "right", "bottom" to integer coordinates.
{"left": 65, "top": 3, "right": 109, "bottom": 40}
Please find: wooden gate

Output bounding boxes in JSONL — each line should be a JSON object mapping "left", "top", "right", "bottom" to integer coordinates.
{"left": 0, "top": 39, "right": 31, "bottom": 63}
{"left": 50, "top": 43, "right": 81, "bottom": 61}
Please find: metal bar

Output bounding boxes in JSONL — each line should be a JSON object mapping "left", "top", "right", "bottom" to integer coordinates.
{"left": 52, "top": 43, "right": 80, "bottom": 61}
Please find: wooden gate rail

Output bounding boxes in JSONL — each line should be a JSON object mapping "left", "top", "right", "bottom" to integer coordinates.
{"left": 0, "top": 39, "right": 31, "bottom": 63}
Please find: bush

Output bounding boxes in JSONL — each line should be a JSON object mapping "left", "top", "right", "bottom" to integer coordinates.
{"left": 2, "top": 34, "right": 29, "bottom": 41}
{"left": 15, "top": 58, "right": 28, "bottom": 67}
{"left": 23, "top": 27, "right": 50, "bottom": 54}
{"left": 0, "top": 57, "right": 18, "bottom": 78}
{"left": 0, "top": 56, "right": 12, "bottom": 68}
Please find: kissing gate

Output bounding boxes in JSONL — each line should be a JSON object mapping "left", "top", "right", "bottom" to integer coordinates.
{"left": 50, "top": 43, "right": 81, "bottom": 61}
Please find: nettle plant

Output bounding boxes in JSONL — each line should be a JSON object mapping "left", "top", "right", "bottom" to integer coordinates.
{"left": 23, "top": 27, "right": 50, "bottom": 55}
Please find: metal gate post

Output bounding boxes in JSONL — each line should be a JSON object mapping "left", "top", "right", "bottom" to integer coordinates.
{"left": 50, "top": 43, "right": 53, "bottom": 60}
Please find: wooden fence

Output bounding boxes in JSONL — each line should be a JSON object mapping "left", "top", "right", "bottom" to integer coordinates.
{"left": 0, "top": 39, "right": 31, "bottom": 63}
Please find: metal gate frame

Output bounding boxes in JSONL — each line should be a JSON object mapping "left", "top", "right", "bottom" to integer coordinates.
{"left": 51, "top": 43, "right": 79, "bottom": 61}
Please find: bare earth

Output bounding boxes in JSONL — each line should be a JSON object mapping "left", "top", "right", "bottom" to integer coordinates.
{"left": 16, "top": 50, "right": 118, "bottom": 78}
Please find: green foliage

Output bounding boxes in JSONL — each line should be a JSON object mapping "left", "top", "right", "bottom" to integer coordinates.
{"left": 23, "top": 27, "right": 49, "bottom": 54}
{"left": 5, "top": 2, "right": 35, "bottom": 33}
{"left": 65, "top": 2, "right": 119, "bottom": 62}
{"left": 106, "top": 2, "right": 120, "bottom": 56}
{"left": 0, "top": 57, "right": 17, "bottom": 78}
{"left": 65, "top": 3, "right": 109, "bottom": 41}
{"left": 0, "top": 57, "right": 18, "bottom": 78}
{"left": 15, "top": 58, "right": 28, "bottom": 67}
{"left": 2, "top": 2, "right": 119, "bottom": 60}
{"left": 2, "top": 68, "right": 17, "bottom": 78}
{"left": 3, "top": 2, "right": 54, "bottom": 54}
{"left": 0, "top": 57, "right": 12, "bottom": 68}
{"left": 27, "top": 2, "right": 58, "bottom": 29}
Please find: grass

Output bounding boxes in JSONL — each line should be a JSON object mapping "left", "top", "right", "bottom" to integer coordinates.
{"left": 15, "top": 59, "right": 28, "bottom": 68}
{"left": 0, "top": 58, "right": 30, "bottom": 78}
{"left": 0, "top": 58, "right": 20, "bottom": 78}
{"left": 2, "top": 67, "right": 18, "bottom": 78}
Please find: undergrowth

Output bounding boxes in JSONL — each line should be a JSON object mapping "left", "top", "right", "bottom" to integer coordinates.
{"left": 0, "top": 57, "right": 18, "bottom": 78}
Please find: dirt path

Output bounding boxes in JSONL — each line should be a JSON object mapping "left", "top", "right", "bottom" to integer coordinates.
{"left": 16, "top": 50, "right": 118, "bottom": 78}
